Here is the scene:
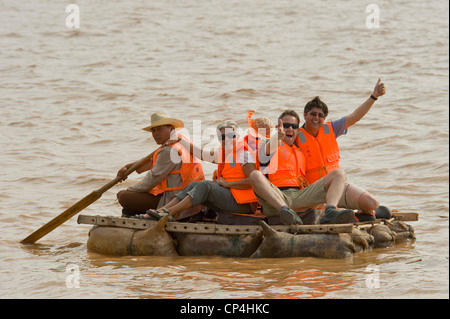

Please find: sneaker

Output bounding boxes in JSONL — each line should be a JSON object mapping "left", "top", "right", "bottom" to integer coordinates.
{"left": 320, "top": 206, "right": 355, "bottom": 224}
{"left": 375, "top": 205, "right": 392, "bottom": 219}
{"left": 353, "top": 212, "right": 376, "bottom": 223}
{"left": 279, "top": 206, "right": 303, "bottom": 225}
{"left": 121, "top": 208, "right": 140, "bottom": 218}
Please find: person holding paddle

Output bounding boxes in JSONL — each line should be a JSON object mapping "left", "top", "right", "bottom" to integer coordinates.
{"left": 20, "top": 112, "right": 204, "bottom": 244}
{"left": 116, "top": 112, "right": 205, "bottom": 217}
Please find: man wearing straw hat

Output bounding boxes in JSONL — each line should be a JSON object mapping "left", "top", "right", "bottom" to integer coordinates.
{"left": 116, "top": 112, "right": 204, "bottom": 217}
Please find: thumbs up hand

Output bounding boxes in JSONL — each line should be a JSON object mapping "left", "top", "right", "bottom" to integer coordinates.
{"left": 372, "top": 78, "right": 386, "bottom": 98}
{"left": 277, "top": 119, "right": 286, "bottom": 140}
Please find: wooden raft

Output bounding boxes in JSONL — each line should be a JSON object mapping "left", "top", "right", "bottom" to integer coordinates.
{"left": 77, "top": 214, "right": 354, "bottom": 235}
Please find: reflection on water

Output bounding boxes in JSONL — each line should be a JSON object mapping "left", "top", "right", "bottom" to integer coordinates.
{"left": 82, "top": 255, "right": 359, "bottom": 299}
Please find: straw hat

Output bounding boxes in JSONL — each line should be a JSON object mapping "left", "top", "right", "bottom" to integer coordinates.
{"left": 142, "top": 112, "right": 184, "bottom": 132}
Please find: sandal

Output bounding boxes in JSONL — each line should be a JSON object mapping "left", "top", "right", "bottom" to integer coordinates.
{"left": 133, "top": 212, "right": 156, "bottom": 220}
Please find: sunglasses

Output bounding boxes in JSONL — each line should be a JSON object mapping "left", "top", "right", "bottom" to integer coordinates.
{"left": 309, "top": 111, "right": 326, "bottom": 118}
{"left": 219, "top": 132, "right": 237, "bottom": 140}
{"left": 282, "top": 123, "right": 299, "bottom": 129}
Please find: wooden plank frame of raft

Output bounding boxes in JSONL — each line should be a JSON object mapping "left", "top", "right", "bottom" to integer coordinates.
{"left": 77, "top": 214, "right": 355, "bottom": 235}
{"left": 391, "top": 211, "right": 419, "bottom": 221}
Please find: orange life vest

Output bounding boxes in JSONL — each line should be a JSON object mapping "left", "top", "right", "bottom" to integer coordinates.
{"left": 217, "top": 140, "right": 259, "bottom": 204}
{"left": 267, "top": 141, "right": 308, "bottom": 188}
{"left": 149, "top": 135, "right": 205, "bottom": 196}
{"left": 296, "top": 122, "right": 340, "bottom": 184}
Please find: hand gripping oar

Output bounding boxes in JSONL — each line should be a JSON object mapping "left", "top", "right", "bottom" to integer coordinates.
{"left": 20, "top": 148, "right": 160, "bottom": 245}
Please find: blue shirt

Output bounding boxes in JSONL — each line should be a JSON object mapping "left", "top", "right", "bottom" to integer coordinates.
{"left": 330, "top": 116, "right": 348, "bottom": 138}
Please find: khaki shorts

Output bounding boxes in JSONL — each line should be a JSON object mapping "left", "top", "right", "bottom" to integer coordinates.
{"left": 257, "top": 179, "right": 366, "bottom": 217}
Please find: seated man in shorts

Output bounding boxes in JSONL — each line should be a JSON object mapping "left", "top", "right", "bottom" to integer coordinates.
{"left": 248, "top": 110, "right": 356, "bottom": 224}
{"left": 297, "top": 79, "right": 388, "bottom": 221}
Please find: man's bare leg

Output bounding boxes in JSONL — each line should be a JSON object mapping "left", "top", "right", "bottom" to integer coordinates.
{"left": 323, "top": 169, "right": 348, "bottom": 207}
{"left": 321, "top": 169, "right": 355, "bottom": 224}
{"left": 163, "top": 195, "right": 193, "bottom": 218}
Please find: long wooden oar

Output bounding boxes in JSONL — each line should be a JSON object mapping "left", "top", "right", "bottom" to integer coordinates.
{"left": 20, "top": 148, "right": 160, "bottom": 245}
